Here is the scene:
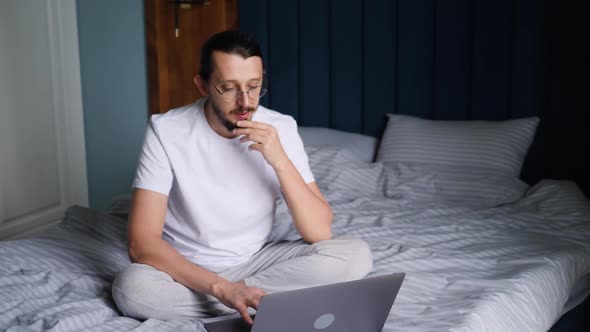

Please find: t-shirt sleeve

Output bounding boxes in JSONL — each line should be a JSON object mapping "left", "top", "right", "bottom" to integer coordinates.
{"left": 283, "top": 118, "right": 315, "bottom": 184}
{"left": 132, "top": 119, "right": 174, "bottom": 195}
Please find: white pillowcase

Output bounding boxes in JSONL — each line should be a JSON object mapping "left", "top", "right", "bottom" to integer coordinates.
{"left": 376, "top": 114, "right": 539, "bottom": 178}
{"left": 304, "top": 145, "right": 361, "bottom": 187}
{"left": 384, "top": 163, "right": 530, "bottom": 208}
{"left": 298, "top": 126, "right": 378, "bottom": 163}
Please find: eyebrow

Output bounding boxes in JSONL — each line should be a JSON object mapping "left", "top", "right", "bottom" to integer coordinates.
{"left": 218, "top": 77, "right": 262, "bottom": 84}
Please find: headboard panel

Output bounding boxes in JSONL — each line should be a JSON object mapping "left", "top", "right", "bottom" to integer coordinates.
{"left": 239, "top": 0, "right": 587, "bottom": 196}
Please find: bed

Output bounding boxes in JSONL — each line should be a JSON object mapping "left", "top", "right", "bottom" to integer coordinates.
{"left": 1, "top": 114, "right": 589, "bottom": 331}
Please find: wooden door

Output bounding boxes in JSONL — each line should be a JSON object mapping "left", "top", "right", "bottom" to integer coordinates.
{"left": 145, "top": 0, "right": 238, "bottom": 114}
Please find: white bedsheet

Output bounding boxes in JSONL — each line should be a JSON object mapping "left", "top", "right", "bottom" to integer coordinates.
{"left": 1, "top": 163, "right": 589, "bottom": 331}
{"left": 271, "top": 163, "right": 590, "bottom": 332}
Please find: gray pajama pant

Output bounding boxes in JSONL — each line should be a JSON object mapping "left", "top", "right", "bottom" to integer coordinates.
{"left": 112, "top": 238, "right": 373, "bottom": 321}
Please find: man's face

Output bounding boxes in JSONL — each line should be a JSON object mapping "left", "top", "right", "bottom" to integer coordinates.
{"left": 205, "top": 51, "right": 264, "bottom": 135}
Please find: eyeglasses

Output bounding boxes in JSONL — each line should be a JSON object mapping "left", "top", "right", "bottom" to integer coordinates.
{"left": 210, "top": 81, "right": 268, "bottom": 103}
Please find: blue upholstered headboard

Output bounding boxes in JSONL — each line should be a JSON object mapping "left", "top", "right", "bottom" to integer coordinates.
{"left": 239, "top": 0, "right": 588, "bottom": 195}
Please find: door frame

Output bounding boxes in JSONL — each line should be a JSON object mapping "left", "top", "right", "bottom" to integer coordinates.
{"left": 49, "top": 0, "right": 88, "bottom": 207}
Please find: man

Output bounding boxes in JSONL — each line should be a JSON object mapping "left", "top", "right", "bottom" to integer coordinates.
{"left": 112, "top": 30, "right": 373, "bottom": 325}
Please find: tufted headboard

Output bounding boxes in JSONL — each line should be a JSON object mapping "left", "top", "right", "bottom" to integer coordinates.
{"left": 238, "top": 0, "right": 588, "bottom": 196}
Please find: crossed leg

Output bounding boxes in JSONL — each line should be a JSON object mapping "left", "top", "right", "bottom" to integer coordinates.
{"left": 112, "top": 238, "right": 373, "bottom": 320}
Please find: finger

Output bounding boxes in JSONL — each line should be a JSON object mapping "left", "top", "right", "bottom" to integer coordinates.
{"left": 250, "top": 297, "right": 260, "bottom": 310}
{"left": 236, "top": 120, "right": 271, "bottom": 130}
{"left": 246, "top": 133, "right": 266, "bottom": 144}
{"left": 256, "top": 288, "right": 268, "bottom": 297}
{"left": 239, "top": 133, "right": 265, "bottom": 144}
{"left": 236, "top": 304, "right": 253, "bottom": 325}
{"left": 233, "top": 128, "right": 256, "bottom": 135}
{"left": 248, "top": 143, "right": 262, "bottom": 152}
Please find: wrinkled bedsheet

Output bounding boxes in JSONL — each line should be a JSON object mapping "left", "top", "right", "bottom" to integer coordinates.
{"left": 1, "top": 162, "right": 590, "bottom": 331}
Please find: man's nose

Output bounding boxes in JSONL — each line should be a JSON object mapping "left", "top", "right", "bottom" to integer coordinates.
{"left": 237, "top": 90, "right": 251, "bottom": 106}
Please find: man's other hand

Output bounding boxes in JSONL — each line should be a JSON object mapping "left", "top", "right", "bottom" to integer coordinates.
{"left": 213, "top": 280, "right": 267, "bottom": 325}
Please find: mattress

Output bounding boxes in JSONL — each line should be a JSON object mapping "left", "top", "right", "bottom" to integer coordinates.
{"left": 1, "top": 170, "right": 589, "bottom": 331}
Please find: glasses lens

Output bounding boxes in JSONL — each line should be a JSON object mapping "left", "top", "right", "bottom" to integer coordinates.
{"left": 220, "top": 87, "right": 267, "bottom": 102}
{"left": 248, "top": 87, "right": 262, "bottom": 99}
{"left": 222, "top": 88, "right": 239, "bottom": 102}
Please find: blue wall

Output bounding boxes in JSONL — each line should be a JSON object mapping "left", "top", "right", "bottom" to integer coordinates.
{"left": 76, "top": 0, "right": 148, "bottom": 210}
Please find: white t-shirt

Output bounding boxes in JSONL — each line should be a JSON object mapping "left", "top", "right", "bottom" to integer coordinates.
{"left": 132, "top": 98, "right": 315, "bottom": 272}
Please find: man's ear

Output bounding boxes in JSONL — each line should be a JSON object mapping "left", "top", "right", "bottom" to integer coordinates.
{"left": 194, "top": 74, "right": 209, "bottom": 96}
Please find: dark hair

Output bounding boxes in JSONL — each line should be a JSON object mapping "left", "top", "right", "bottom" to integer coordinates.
{"left": 199, "top": 30, "right": 263, "bottom": 82}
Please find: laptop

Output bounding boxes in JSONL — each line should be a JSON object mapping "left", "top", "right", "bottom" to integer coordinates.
{"left": 204, "top": 273, "right": 405, "bottom": 332}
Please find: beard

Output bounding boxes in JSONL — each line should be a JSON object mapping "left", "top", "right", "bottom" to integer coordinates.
{"left": 209, "top": 97, "right": 256, "bottom": 132}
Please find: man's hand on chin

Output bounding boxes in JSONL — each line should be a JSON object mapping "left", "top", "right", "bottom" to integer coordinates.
{"left": 233, "top": 120, "right": 289, "bottom": 169}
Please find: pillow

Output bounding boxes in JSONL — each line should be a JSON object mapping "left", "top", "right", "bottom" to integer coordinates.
{"left": 384, "top": 163, "right": 530, "bottom": 208}
{"left": 376, "top": 114, "right": 539, "bottom": 177}
{"left": 304, "top": 145, "right": 362, "bottom": 187}
{"left": 298, "top": 126, "right": 378, "bottom": 163}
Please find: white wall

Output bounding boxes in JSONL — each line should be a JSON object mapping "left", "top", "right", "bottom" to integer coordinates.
{"left": 0, "top": 0, "right": 88, "bottom": 239}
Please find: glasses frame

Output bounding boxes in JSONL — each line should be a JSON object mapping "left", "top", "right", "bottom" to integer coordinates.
{"left": 210, "top": 81, "right": 268, "bottom": 103}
